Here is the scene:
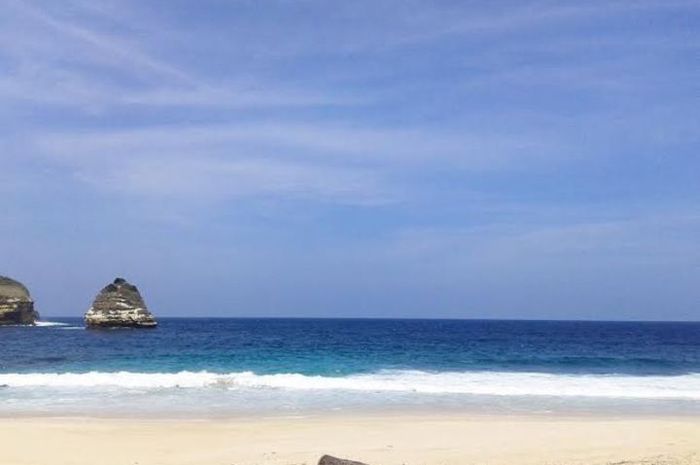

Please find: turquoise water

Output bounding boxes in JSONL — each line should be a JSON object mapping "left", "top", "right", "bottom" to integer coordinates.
{"left": 1, "top": 318, "right": 700, "bottom": 417}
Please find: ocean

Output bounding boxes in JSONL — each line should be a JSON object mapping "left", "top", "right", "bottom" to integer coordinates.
{"left": 1, "top": 318, "right": 700, "bottom": 417}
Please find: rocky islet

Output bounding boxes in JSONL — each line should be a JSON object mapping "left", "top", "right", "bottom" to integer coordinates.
{"left": 1, "top": 275, "right": 157, "bottom": 328}
{"left": 0, "top": 276, "right": 40, "bottom": 325}
{"left": 84, "top": 278, "right": 158, "bottom": 328}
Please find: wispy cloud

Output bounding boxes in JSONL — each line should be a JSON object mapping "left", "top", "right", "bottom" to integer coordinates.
{"left": 0, "top": 0, "right": 359, "bottom": 110}
{"left": 24, "top": 119, "right": 578, "bottom": 206}
{"left": 34, "top": 121, "right": 565, "bottom": 165}
{"left": 5, "top": 0, "right": 192, "bottom": 82}
{"left": 385, "top": 212, "right": 700, "bottom": 271}
{"left": 4, "top": 0, "right": 695, "bottom": 114}
{"left": 73, "top": 156, "right": 394, "bottom": 205}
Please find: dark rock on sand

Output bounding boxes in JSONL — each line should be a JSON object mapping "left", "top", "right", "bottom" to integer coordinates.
{"left": 84, "top": 278, "right": 157, "bottom": 328}
{"left": 318, "top": 455, "right": 370, "bottom": 465}
{"left": 0, "top": 276, "right": 39, "bottom": 325}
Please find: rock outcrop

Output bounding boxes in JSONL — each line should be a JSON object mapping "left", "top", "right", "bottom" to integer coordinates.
{"left": 0, "top": 276, "right": 40, "bottom": 325}
{"left": 318, "top": 456, "right": 369, "bottom": 465}
{"left": 84, "top": 278, "right": 157, "bottom": 328}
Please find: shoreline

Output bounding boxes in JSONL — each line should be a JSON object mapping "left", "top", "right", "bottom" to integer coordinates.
{"left": 6, "top": 407, "right": 700, "bottom": 419}
{"left": 1, "top": 412, "right": 699, "bottom": 465}
{"left": 4, "top": 405, "right": 700, "bottom": 421}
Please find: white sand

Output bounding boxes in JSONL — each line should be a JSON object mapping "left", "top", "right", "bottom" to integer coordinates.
{"left": 1, "top": 413, "right": 699, "bottom": 465}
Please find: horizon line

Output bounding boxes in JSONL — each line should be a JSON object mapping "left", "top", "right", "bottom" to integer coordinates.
{"left": 39, "top": 315, "right": 700, "bottom": 324}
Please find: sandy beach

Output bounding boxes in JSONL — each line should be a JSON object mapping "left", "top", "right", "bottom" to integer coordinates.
{"left": 1, "top": 413, "right": 699, "bottom": 465}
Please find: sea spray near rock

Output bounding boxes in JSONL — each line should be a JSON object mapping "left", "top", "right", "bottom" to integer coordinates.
{"left": 84, "top": 278, "right": 157, "bottom": 328}
{"left": 0, "top": 276, "right": 39, "bottom": 325}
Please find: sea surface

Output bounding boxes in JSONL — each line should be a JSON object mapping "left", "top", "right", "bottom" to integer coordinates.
{"left": 1, "top": 318, "right": 700, "bottom": 417}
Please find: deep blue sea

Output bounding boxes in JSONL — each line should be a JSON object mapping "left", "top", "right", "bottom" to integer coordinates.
{"left": 1, "top": 318, "right": 700, "bottom": 417}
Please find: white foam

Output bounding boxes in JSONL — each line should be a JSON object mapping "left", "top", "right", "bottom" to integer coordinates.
{"left": 34, "top": 321, "right": 70, "bottom": 327}
{"left": 1, "top": 370, "right": 700, "bottom": 400}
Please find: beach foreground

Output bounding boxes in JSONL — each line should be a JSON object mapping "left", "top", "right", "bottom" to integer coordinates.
{"left": 2, "top": 414, "right": 699, "bottom": 465}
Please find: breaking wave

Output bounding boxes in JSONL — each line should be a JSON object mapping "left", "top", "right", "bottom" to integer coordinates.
{"left": 34, "top": 321, "right": 71, "bottom": 327}
{"left": 1, "top": 370, "right": 699, "bottom": 400}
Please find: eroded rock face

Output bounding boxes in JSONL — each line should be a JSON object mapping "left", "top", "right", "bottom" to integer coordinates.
{"left": 84, "top": 278, "right": 157, "bottom": 328}
{"left": 318, "top": 455, "right": 369, "bottom": 465}
{"left": 0, "top": 276, "right": 39, "bottom": 325}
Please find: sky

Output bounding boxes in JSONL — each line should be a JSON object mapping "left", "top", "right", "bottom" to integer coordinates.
{"left": 1, "top": 0, "right": 698, "bottom": 320}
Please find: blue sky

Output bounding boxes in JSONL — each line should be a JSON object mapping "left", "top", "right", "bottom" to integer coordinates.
{"left": 1, "top": 0, "right": 698, "bottom": 320}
